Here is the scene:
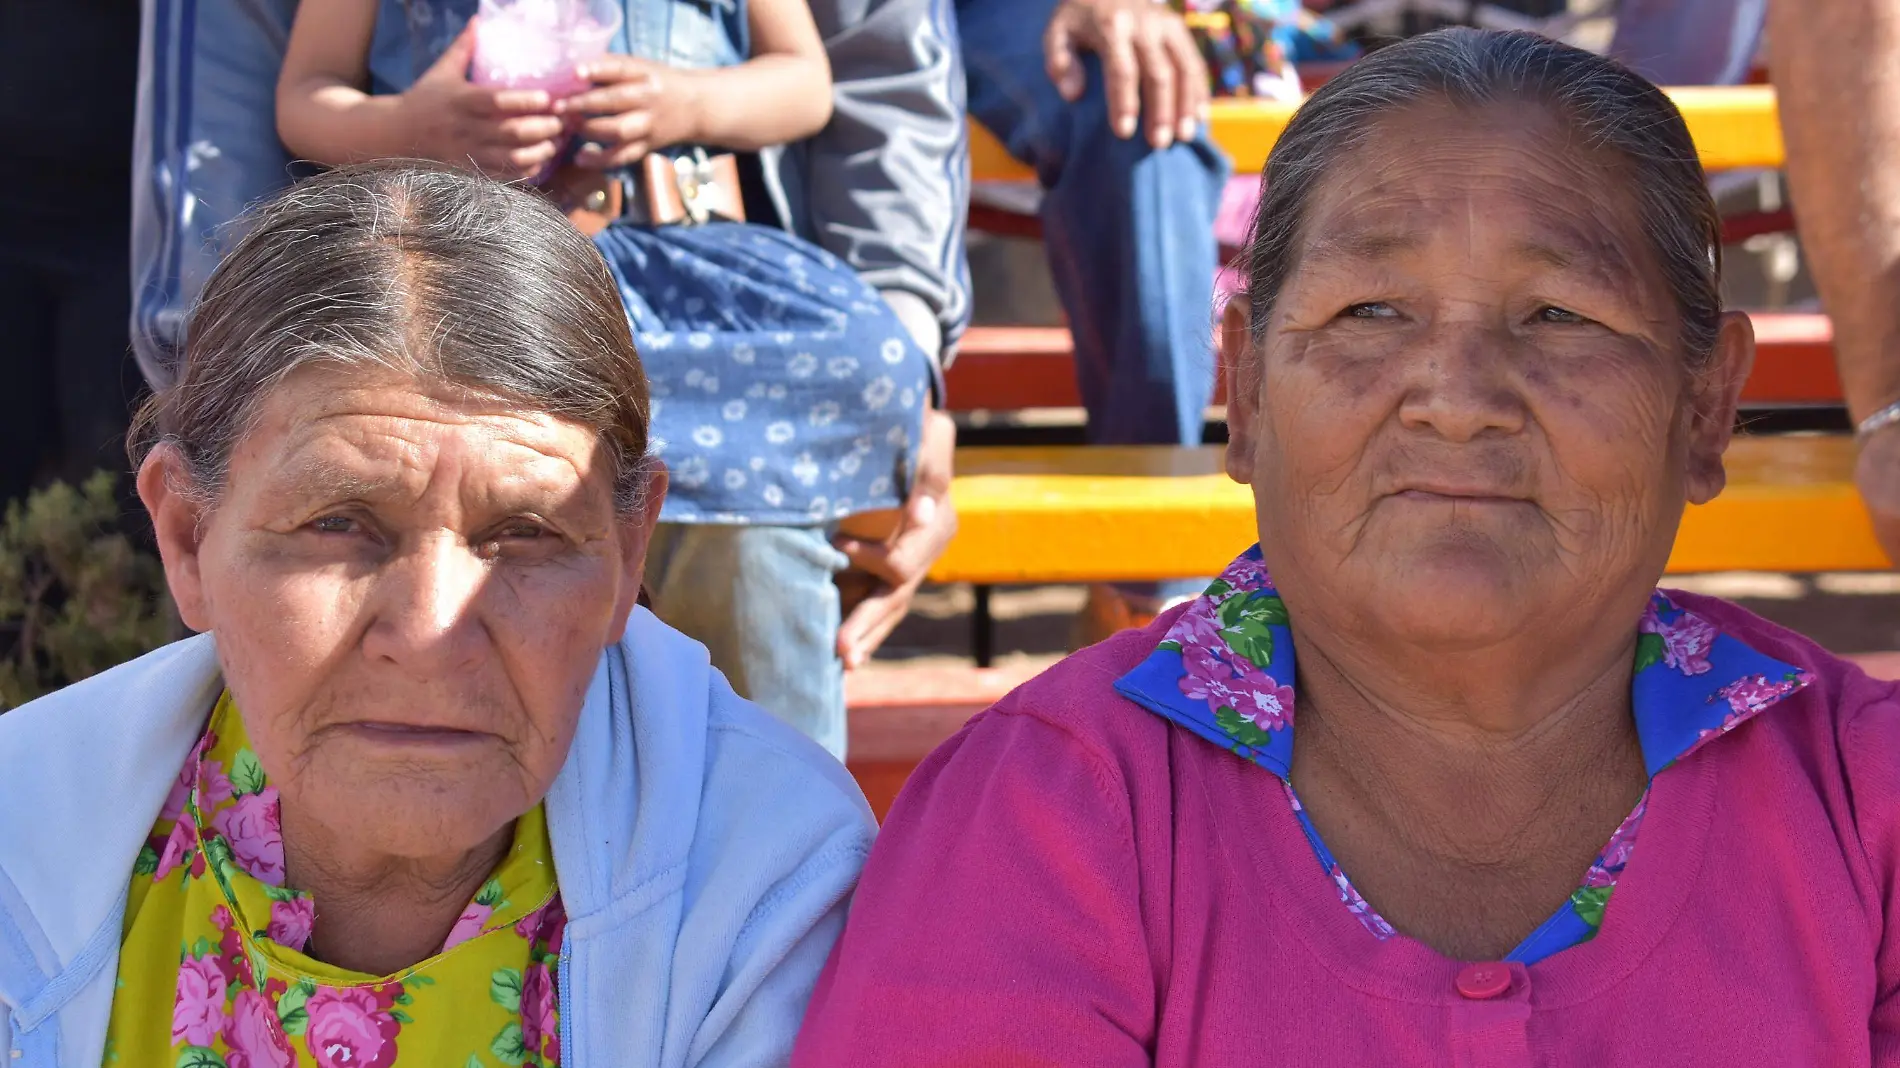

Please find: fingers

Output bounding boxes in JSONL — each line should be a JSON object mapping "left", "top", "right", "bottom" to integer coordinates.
{"left": 1133, "top": 26, "right": 1178, "bottom": 149}
{"left": 471, "top": 139, "right": 560, "bottom": 180}
{"left": 571, "top": 113, "right": 654, "bottom": 168}
{"left": 1164, "top": 21, "right": 1210, "bottom": 142}
{"left": 836, "top": 579, "right": 918, "bottom": 669}
{"left": 572, "top": 139, "right": 651, "bottom": 169}
{"left": 1099, "top": 8, "right": 1143, "bottom": 139}
{"left": 1043, "top": 10, "right": 1087, "bottom": 102}
{"left": 485, "top": 88, "right": 556, "bottom": 115}
{"left": 493, "top": 113, "right": 566, "bottom": 145}
{"left": 574, "top": 53, "right": 649, "bottom": 86}
{"left": 555, "top": 76, "right": 659, "bottom": 118}
{"left": 574, "top": 110, "right": 654, "bottom": 145}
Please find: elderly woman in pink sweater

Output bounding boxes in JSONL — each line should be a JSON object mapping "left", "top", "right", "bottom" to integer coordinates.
{"left": 793, "top": 27, "right": 1900, "bottom": 1067}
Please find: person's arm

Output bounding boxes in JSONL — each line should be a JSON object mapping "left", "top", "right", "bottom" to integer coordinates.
{"left": 1768, "top": 0, "right": 1900, "bottom": 561}
{"left": 275, "top": 0, "right": 562, "bottom": 178}
{"left": 790, "top": 705, "right": 1156, "bottom": 1065}
{"left": 783, "top": 0, "right": 966, "bottom": 665}
{"left": 560, "top": 0, "right": 832, "bottom": 168}
{"left": 791, "top": 0, "right": 970, "bottom": 357}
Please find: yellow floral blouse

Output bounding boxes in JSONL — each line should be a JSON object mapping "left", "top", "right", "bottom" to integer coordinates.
{"left": 105, "top": 693, "right": 566, "bottom": 1068}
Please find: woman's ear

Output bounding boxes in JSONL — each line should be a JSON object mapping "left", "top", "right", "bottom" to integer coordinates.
{"left": 609, "top": 460, "right": 669, "bottom": 643}
{"left": 137, "top": 446, "right": 213, "bottom": 632}
{"left": 1683, "top": 311, "right": 1756, "bottom": 505}
{"left": 1221, "top": 298, "right": 1263, "bottom": 485}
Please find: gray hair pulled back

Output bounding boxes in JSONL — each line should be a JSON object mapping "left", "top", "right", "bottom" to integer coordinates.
{"left": 1242, "top": 28, "right": 1722, "bottom": 368}
{"left": 130, "top": 161, "right": 653, "bottom": 512}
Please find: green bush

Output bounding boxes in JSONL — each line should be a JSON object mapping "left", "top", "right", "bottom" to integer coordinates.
{"left": 0, "top": 472, "right": 174, "bottom": 711}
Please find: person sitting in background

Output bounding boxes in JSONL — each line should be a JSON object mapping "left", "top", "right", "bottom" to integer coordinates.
{"left": 793, "top": 31, "right": 1900, "bottom": 1064}
{"left": 952, "top": 0, "right": 1229, "bottom": 641}
{"left": 0, "top": 163, "right": 871, "bottom": 1067}
{"left": 273, "top": 0, "right": 938, "bottom": 757}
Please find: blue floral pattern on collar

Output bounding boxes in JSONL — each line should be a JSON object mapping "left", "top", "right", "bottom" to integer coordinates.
{"left": 1113, "top": 545, "right": 1812, "bottom": 964}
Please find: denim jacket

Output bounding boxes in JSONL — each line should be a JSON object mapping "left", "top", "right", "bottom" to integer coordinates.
{"left": 131, "top": 0, "right": 968, "bottom": 387}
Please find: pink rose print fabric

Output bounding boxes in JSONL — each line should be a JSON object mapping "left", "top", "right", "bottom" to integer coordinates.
{"left": 1115, "top": 548, "right": 1812, "bottom": 966}
{"left": 305, "top": 987, "right": 401, "bottom": 1068}
{"left": 212, "top": 788, "right": 287, "bottom": 885}
{"left": 108, "top": 691, "right": 567, "bottom": 1066}
{"left": 172, "top": 955, "right": 228, "bottom": 1046}
{"left": 226, "top": 989, "right": 297, "bottom": 1068}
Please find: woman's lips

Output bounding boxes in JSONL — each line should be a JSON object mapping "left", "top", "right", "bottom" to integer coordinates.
{"left": 328, "top": 721, "right": 494, "bottom": 750}
{"left": 1390, "top": 487, "right": 1529, "bottom": 504}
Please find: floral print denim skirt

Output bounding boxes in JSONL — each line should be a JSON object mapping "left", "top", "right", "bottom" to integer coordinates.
{"left": 595, "top": 221, "right": 932, "bottom": 525}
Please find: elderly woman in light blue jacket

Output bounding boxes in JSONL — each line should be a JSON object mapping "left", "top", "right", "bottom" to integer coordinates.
{"left": 0, "top": 162, "right": 872, "bottom": 1067}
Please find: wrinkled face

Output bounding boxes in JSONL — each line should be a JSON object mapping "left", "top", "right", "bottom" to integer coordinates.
{"left": 142, "top": 368, "right": 662, "bottom": 861}
{"left": 1224, "top": 100, "right": 1752, "bottom": 651}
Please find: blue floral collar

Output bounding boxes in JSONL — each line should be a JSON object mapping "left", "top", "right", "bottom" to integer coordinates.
{"left": 1114, "top": 545, "right": 1811, "bottom": 781}
{"left": 1112, "top": 546, "right": 1812, "bottom": 963}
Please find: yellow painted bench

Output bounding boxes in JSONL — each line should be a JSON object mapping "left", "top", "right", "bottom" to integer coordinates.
{"left": 968, "top": 86, "right": 1784, "bottom": 182}
{"left": 930, "top": 435, "right": 1888, "bottom": 585}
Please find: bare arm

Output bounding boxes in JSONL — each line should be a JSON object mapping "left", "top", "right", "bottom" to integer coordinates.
{"left": 563, "top": 0, "right": 832, "bottom": 167}
{"left": 1770, "top": 0, "right": 1900, "bottom": 423}
{"left": 704, "top": 0, "right": 835, "bottom": 147}
{"left": 1770, "top": 0, "right": 1900, "bottom": 562}
{"left": 276, "top": 0, "right": 562, "bottom": 178}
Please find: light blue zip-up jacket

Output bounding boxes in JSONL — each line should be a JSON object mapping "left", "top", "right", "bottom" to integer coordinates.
{"left": 0, "top": 609, "right": 875, "bottom": 1066}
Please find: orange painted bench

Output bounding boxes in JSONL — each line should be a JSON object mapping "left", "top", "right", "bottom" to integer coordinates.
{"left": 944, "top": 312, "right": 1842, "bottom": 412}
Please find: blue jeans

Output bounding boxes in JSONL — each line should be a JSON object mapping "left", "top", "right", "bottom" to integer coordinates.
{"left": 960, "top": 0, "right": 1230, "bottom": 603}
{"left": 644, "top": 523, "right": 850, "bottom": 758}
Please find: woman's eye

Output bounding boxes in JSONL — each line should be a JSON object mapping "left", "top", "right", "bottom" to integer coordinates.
{"left": 1537, "top": 306, "right": 1588, "bottom": 325}
{"left": 1342, "top": 302, "right": 1398, "bottom": 320}
{"left": 475, "top": 521, "right": 555, "bottom": 559}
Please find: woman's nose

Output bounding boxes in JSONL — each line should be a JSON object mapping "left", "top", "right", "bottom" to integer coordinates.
{"left": 1396, "top": 324, "right": 1529, "bottom": 442}
{"left": 360, "top": 535, "right": 490, "bottom": 674}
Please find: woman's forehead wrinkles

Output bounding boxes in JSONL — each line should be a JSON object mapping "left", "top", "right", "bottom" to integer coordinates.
{"left": 259, "top": 411, "right": 603, "bottom": 508}
{"left": 1302, "top": 181, "right": 1647, "bottom": 284}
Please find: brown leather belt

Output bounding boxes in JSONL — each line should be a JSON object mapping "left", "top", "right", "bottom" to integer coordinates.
{"left": 550, "top": 150, "right": 746, "bottom": 237}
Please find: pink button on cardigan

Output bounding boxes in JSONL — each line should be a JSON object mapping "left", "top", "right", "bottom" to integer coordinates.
{"left": 793, "top": 593, "right": 1900, "bottom": 1067}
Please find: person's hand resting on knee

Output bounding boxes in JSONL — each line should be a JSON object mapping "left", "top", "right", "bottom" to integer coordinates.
{"left": 1043, "top": 0, "right": 1211, "bottom": 148}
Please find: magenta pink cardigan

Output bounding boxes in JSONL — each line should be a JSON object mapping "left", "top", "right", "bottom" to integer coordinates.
{"left": 794, "top": 594, "right": 1900, "bottom": 1066}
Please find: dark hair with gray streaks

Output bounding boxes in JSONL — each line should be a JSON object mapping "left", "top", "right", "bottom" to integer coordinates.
{"left": 1241, "top": 28, "right": 1721, "bottom": 368}
{"left": 130, "top": 160, "right": 654, "bottom": 513}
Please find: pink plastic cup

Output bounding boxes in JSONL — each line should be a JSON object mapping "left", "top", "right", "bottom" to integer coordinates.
{"left": 471, "top": 0, "right": 622, "bottom": 98}
{"left": 470, "top": 0, "right": 621, "bottom": 182}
